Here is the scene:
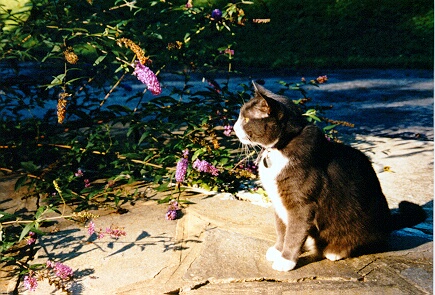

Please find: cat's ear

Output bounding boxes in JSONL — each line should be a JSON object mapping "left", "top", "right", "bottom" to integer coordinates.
{"left": 252, "top": 82, "right": 270, "bottom": 114}
{"left": 252, "top": 81, "right": 278, "bottom": 116}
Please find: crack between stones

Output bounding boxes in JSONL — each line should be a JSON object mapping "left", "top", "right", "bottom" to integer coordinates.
{"left": 174, "top": 275, "right": 364, "bottom": 293}
{"left": 356, "top": 258, "right": 380, "bottom": 277}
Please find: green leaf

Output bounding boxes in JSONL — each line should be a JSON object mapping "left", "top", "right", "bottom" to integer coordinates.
{"left": 46, "top": 74, "right": 66, "bottom": 89}
{"left": 155, "top": 182, "right": 170, "bottom": 192}
{"left": 19, "top": 222, "right": 36, "bottom": 242}
{"left": 138, "top": 132, "right": 148, "bottom": 145}
{"left": 20, "top": 161, "right": 38, "bottom": 173}
{"left": 34, "top": 206, "right": 52, "bottom": 220}
{"left": 303, "top": 109, "right": 321, "bottom": 122}
{"left": 93, "top": 55, "right": 107, "bottom": 66}
{"left": 0, "top": 211, "right": 16, "bottom": 221}
{"left": 219, "top": 157, "right": 230, "bottom": 165}
{"left": 157, "top": 195, "right": 172, "bottom": 204}
{"left": 192, "top": 148, "right": 206, "bottom": 162}
{"left": 323, "top": 124, "right": 337, "bottom": 131}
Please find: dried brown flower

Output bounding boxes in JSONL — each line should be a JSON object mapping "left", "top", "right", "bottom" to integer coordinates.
{"left": 72, "top": 211, "right": 100, "bottom": 223}
{"left": 63, "top": 47, "right": 79, "bottom": 64}
{"left": 117, "top": 38, "right": 148, "bottom": 65}
{"left": 167, "top": 41, "right": 183, "bottom": 50}
{"left": 321, "top": 117, "right": 355, "bottom": 128}
{"left": 57, "top": 92, "right": 70, "bottom": 124}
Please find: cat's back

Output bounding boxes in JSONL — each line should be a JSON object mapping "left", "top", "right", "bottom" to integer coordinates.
{"left": 279, "top": 125, "right": 383, "bottom": 196}
{"left": 289, "top": 125, "right": 374, "bottom": 172}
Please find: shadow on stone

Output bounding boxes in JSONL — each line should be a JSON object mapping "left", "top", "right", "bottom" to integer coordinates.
{"left": 388, "top": 200, "right": 432, "bottom": 252}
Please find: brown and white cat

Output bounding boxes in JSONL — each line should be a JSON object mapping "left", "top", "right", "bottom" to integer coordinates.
{"left": 234, "top": 82, "right": 426, "bottom": 271}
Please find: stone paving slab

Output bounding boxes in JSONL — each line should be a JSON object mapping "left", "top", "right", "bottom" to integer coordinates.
{"left": 0, "top": 135, "right": 432, "bottom": 295}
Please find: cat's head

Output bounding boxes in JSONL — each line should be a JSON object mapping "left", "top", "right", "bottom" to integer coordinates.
{"left": 234, "top": 82, "right": 306, "bottom": 148}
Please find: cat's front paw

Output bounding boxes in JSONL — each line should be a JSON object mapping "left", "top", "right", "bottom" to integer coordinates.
{"left": 272, "top": 256, "right": 297, "bottom": 272}
{"left": 266, "top": 246, "right": 281, "bottom": 262}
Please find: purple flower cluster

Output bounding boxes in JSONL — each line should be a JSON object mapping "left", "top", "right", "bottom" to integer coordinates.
{"left": 74, "top": 169, "right": 84, "bottom": 177}
{"left": 223, "top": 125, "right": 233, "bottom": 136}
{"left": 46, "top": 260, "right": 74, "bottom": 280}
{"left": 133, "top": 61, "right": 162, "bottom": 95}
{"left": 175, "top": 158, "right": 188, "bottom": 182}
{"left": 243, "top": 161, "right": 258, "bottom": 174}
{"left": 87, "top": 221, "right": 126, "bottom": 240}
{"left": 26, "top": 232, "right": 37, "bottom": 245}
{"left": 105, "top": 226, "right": 127, "bottom": 239}
{"left": 166, "top": 200, "right": 180, "bottom": 220}
{"left": 211, "top": 8, "right": 222, "bottom": 20}
{"left": 87, "top": 220, "right": 96, "bottom": 236}
{"left": 74, "top": 169, "right": 91, "bottom": 188}
{"left": 193, "top": 159, "right": 219, "bottom": 176}
{"left": 222, "top": 48, "right": 234, "bottom": 56}
{"left": 175, "top": 150, "right": 189, "bottom": 183}
{"left": 23, "top": 274, "right": 38, "bottom": 291}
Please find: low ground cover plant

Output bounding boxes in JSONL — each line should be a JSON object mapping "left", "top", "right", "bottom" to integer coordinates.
{"left": 0, "top": 1, "right": 348, "bottom": 292}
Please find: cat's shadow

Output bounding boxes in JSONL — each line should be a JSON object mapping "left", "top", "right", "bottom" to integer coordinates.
{"left": 388, "top": 199, "right": 433, "bottom": 251}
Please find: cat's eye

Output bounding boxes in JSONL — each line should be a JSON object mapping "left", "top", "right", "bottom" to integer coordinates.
{"left": 244, "top": 117, "right": 250, "bottom": 123}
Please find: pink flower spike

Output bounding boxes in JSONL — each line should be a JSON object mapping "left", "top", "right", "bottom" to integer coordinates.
{"left": 175, "top": 158, "right": 188, "bottom": 183}
{"left": 54, "top": 262, "right": 74, "bottom": 280}
{"left": 133, "top": 61, "right": 162, "bottom": 95}
{"left": 193, "top": 159, "right": 219, "bottom": 176}
{"left": 23, "top": 275, "right": 38, "bottom": 291}
{"left": 223, "top": 125, "right": 233, "bottom": 136}
{"left": 26, "top": 232, "right": 37, "bottom": 245}
{"left": 224, "top": 48, "right": 234, "bottom": 56}
{"left": 166, "top": 210, "right": 177, "bottom": 220}
{"left": 46, "top": 260, "right": 55, "bottom": 269}
{"left": 105, "top": 226, "right": 127, "bottom": 239}
{"left": 87, "top": 221, "right": 95, "bottom": 236}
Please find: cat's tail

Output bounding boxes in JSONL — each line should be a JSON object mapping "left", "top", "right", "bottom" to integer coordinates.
{"left": 389, "top": 201, "right": 427, "bottom": 231}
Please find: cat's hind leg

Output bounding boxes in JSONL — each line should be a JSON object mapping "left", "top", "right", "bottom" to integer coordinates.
{"left": 323, "top": 245, "right": 351, "bottom": 261}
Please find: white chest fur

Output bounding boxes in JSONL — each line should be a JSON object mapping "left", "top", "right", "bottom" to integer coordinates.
{"left": 259, "top": 149, "right": 290, "bottom": 225}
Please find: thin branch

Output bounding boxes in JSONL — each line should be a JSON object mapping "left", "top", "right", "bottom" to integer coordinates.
{"left": 100, "top": 73, "right": 126, "bottom": 107}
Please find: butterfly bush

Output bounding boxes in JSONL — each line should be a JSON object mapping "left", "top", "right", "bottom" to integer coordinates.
{"left": 166, "top": 200, "right": 180, "bottom": 220}
{"left": 22, "top": 260, "right": 75, "bottom": 292}
{"left": 133, "top": 61, "right": 162, "bottom": 95}
{"left": 87, "top": 221, "right": 126, "bottom": 240}
{"left": 175, "top": 149, "right": 189, "bottom": 183}
{"left": 26, "top": 232, "right": 37, "bottom": 245}
{"left": 224, "top": 125, "right": 233, "bottom": 136}
{"left": 193, "top": 159, "right": 219, "bottom": 176}
{"left": 23, "top": 274, "right": 38, "bottom": 291}
{"left": 47, "top": 261, "right": 74, "bottom": 280}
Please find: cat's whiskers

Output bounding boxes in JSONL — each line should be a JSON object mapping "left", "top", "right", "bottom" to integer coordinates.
{"left": 231, "top": 142, "right": 261, "bottom": 171}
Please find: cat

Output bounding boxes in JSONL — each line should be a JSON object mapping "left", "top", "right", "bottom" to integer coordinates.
{"left": 233, "top": 81, "right": 427, "bottom": 272}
